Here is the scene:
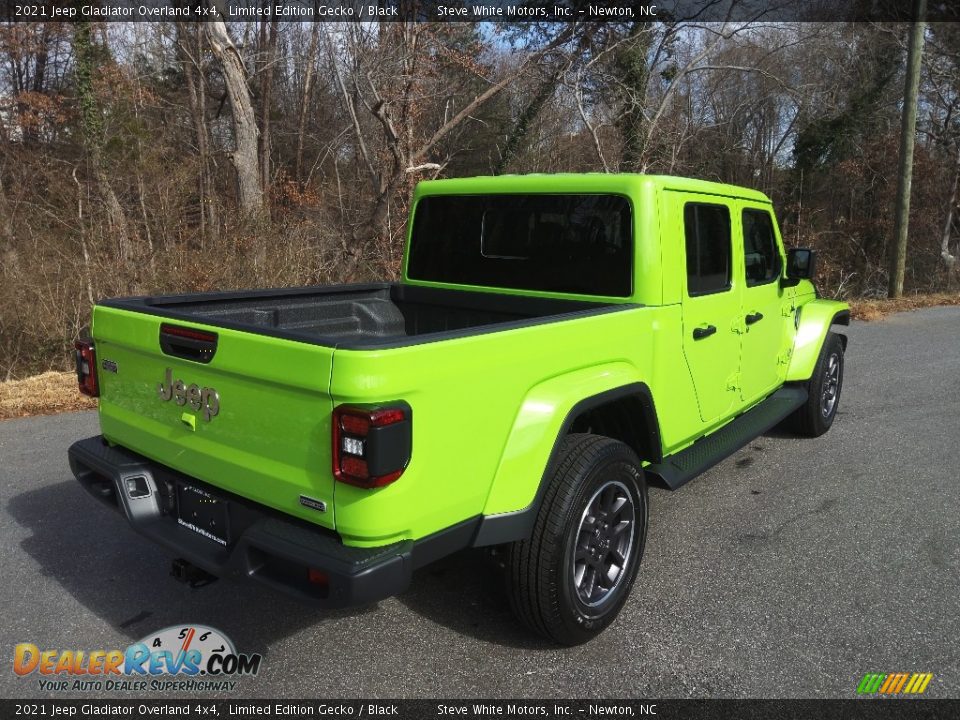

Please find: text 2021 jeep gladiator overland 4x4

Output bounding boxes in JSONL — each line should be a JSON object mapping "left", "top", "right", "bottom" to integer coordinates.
{"left": 69, "top": 174, "right": 849, "bottom": 645}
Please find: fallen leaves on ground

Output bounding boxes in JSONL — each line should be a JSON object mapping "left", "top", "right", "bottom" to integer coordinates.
{"left": 0, "top": 371, "right": 97, "bottom": 421}
{"left": 848, "top": 292, "right": 960, "bottom": 321}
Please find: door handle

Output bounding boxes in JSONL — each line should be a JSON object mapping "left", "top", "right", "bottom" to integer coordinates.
{"left": 692, "top": 325, "right": 717, "bottom": 340}
{"left": 745, "top": 312, "right": 764, "bottom": 325}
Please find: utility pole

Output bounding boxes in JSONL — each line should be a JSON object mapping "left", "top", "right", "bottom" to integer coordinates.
{"left": 888, "top": 0, "right": 927, "bottom": 298}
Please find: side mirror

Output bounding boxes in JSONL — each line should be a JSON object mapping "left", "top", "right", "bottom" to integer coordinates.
{"left": 781, "top": 248, "right": 816, "bottom": 288}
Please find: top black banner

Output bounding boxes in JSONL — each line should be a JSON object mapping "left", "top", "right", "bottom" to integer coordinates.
{"left": 1, "top": 0, "right": 957, "bottom": 23}
{"left": 0, "top": 700, "right": 958, "bottom": 720}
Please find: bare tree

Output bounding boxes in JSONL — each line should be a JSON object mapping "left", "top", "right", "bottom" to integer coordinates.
{"left": 205, "top": 12, "right": 264, "bottom": 219}
{"left": 177, "top": 22, "right": 218, "bottom": 245}
{"left": 327, "top": 22, "right": 581, "bottom": 276}
{"left": 257, "top": 16, "right": 279, "bottom": 197}
{"left": 5, "top": 16, "right": 960, "bottom": 381}
{"left": 73, "top": 22, "right": 132, "bottom": 264}
{"left": 295, "top": 21, "right": 321, "bottom": 185}
{"left": 941, "top": 144, "right": 959, "bottom": 269}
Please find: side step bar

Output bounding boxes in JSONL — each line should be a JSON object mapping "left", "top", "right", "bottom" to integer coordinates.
{"left": 646, "top": 385, "right": 807, "bottom": 490}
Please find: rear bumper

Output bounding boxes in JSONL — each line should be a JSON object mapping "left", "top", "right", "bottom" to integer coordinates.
{"left": 68, "top": 435, "right": 412, "bottom": 608}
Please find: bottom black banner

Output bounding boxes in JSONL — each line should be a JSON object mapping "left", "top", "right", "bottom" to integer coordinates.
{"left": 3, "top": 699, "right": 958, "bottom": 720}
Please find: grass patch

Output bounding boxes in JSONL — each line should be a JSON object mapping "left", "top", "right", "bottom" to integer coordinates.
{"left": 0, "top": 371, "right": 97, "bottom": 421}
{"left": 848, "top": 292, "right": 960, "bottom": 322}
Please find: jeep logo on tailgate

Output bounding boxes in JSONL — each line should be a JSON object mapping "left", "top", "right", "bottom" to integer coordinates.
{"left": 158, "top": 368, "right": 220, "bottom": 421}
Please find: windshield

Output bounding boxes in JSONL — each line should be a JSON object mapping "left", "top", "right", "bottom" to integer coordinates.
{"left": 406, "top": 194, "right": 633, "bottom": 297}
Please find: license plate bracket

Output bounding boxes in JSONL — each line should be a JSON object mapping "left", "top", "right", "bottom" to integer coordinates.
{"left": 176, "top": 484, "right": 229, "bottom": 546}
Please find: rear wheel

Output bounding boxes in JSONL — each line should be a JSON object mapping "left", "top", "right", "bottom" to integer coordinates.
{"left": 507, "top": 434, "right": 647, "bottom": 645}
{"left": 789, "top": 331, "right": 845, "bottom": 437}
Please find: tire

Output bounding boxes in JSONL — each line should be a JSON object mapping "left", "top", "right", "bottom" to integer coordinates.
{"left": 507, "top": 433, "right": 648, "bottom": 646}
{"left": 789, "top": 331, "right": 845, "bottom": 437}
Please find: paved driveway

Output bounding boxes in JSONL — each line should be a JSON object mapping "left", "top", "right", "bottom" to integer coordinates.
{"left": 1, "top": 307, "right": 958, "bottom": 699}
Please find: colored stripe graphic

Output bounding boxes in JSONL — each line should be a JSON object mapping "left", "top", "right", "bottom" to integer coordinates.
{"left": 879, "top": 674, "right": 897, "bottom": 693}
{"left": 857, "top": 673, "right": 886, "bottom": 694}
{"left": 890, "top": 673, "right": 909, "bottom": 694}
{"left": 904, "top": 674, "right": 921, "bottom": 694}
{"left": 858, "top": 672, "right": 933, "bottom": 695}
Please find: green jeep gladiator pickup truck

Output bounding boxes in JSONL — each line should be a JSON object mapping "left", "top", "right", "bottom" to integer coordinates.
{"left": 69, "top": 174, "right": 849, "bottom": 645}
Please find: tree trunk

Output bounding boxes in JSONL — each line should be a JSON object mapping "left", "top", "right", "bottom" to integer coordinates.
{"left": 614, "top": 24, "right": 652, "bottom": 171}
{"left": 941, "top": 144, "right": 960, "bottom": 269}
{"left": 296, "top": 21, "right": 320, "bottom": 185}
{"left": 178, "top": 22, "right": 217, "bottom": 246}
{"left": 495, "top": 71, "right": 559, "bottom": 174}
{"left": 889, "top": 1, "right": 927, "bottom": 298}
{"left": 74, "top": 22, "right": 132, "bottom": 265}
{"left": 32, "top": 24, "right": 49, "bottom": 93}
{"left": 259, "top": 16, "right": 278, "bottom": 200}
{"left": 205, "top": 13, "right": 265, "bottom": 220}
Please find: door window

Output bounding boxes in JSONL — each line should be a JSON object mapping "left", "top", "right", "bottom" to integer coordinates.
{"left": 741, "top": 209, "right": 781, "bottom": 286}
{"left": 684, "top": 203, "right": 731, "bottom": 296}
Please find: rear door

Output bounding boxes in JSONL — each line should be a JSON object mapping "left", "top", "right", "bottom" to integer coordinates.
{"left": 671, "top": 193, "right": 743, "bottom": 424}
{"left": 92, "top": 305, "right": 337, "bottom": 530}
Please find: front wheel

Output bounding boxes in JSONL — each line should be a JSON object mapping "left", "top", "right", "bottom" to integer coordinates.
{"left": 789, "top": 331, "right": 845, "bottom": 437}
{"left": 507, "top": 434, "right": 648, "bottom": 645}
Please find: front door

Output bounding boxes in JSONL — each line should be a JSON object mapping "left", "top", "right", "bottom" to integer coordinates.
{"left": 673, "top": 193, "right": 743, "bottom": 424}
{"left": 738, "top": 205, "right": 791, "bottom": 405}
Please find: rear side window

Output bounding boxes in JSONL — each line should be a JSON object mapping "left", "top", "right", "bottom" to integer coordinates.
{"left": 684, "top": 203, "right": 731, "bottom": 296}
{"left": 741, "top": 209, "right": 781, "bottom": 286}
{"left": 407, "top": 194, "right": 632, "bottom": 297}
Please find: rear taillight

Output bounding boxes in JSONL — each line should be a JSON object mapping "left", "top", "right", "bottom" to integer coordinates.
{"left": 332, "top": 403, "right": 411, "bottom": 488}
{"left": 74, "top": 339, "right": 99, "bottom": 397}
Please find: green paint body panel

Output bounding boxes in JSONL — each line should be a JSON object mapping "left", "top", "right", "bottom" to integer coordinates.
{"left": 785, "top": 296, "right": 851, "bottom": 382}
{"left": 93, "top": 305, "right": 338, "bottom": 531}
{"left": 89, "top": 174, "right": 847, "bottom": 549}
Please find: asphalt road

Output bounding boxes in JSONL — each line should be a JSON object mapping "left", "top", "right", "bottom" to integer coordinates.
{"left": 1, "top": 306, "right": 958, "bottom": 700}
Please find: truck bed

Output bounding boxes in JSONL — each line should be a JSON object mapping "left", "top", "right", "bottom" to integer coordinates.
{"left": 100, "top": 283, "right": 627, "bottom": 349}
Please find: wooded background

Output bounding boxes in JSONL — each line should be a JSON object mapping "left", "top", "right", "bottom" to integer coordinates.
{"left": 1, "top": 19, "right": 958, "bottom": 379}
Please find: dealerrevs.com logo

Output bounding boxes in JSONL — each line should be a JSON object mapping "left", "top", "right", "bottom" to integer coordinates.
{"left": 13, "top": 625, "right": 262, "bottom": 692}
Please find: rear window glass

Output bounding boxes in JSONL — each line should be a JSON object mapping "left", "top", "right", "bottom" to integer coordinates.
{"left": 407, "top": 194, "right": 633, "bottom": 297}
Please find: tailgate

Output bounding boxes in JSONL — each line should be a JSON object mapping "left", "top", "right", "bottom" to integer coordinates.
{"left": 92, "top": 305, "right": 336, "bottom": 530}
